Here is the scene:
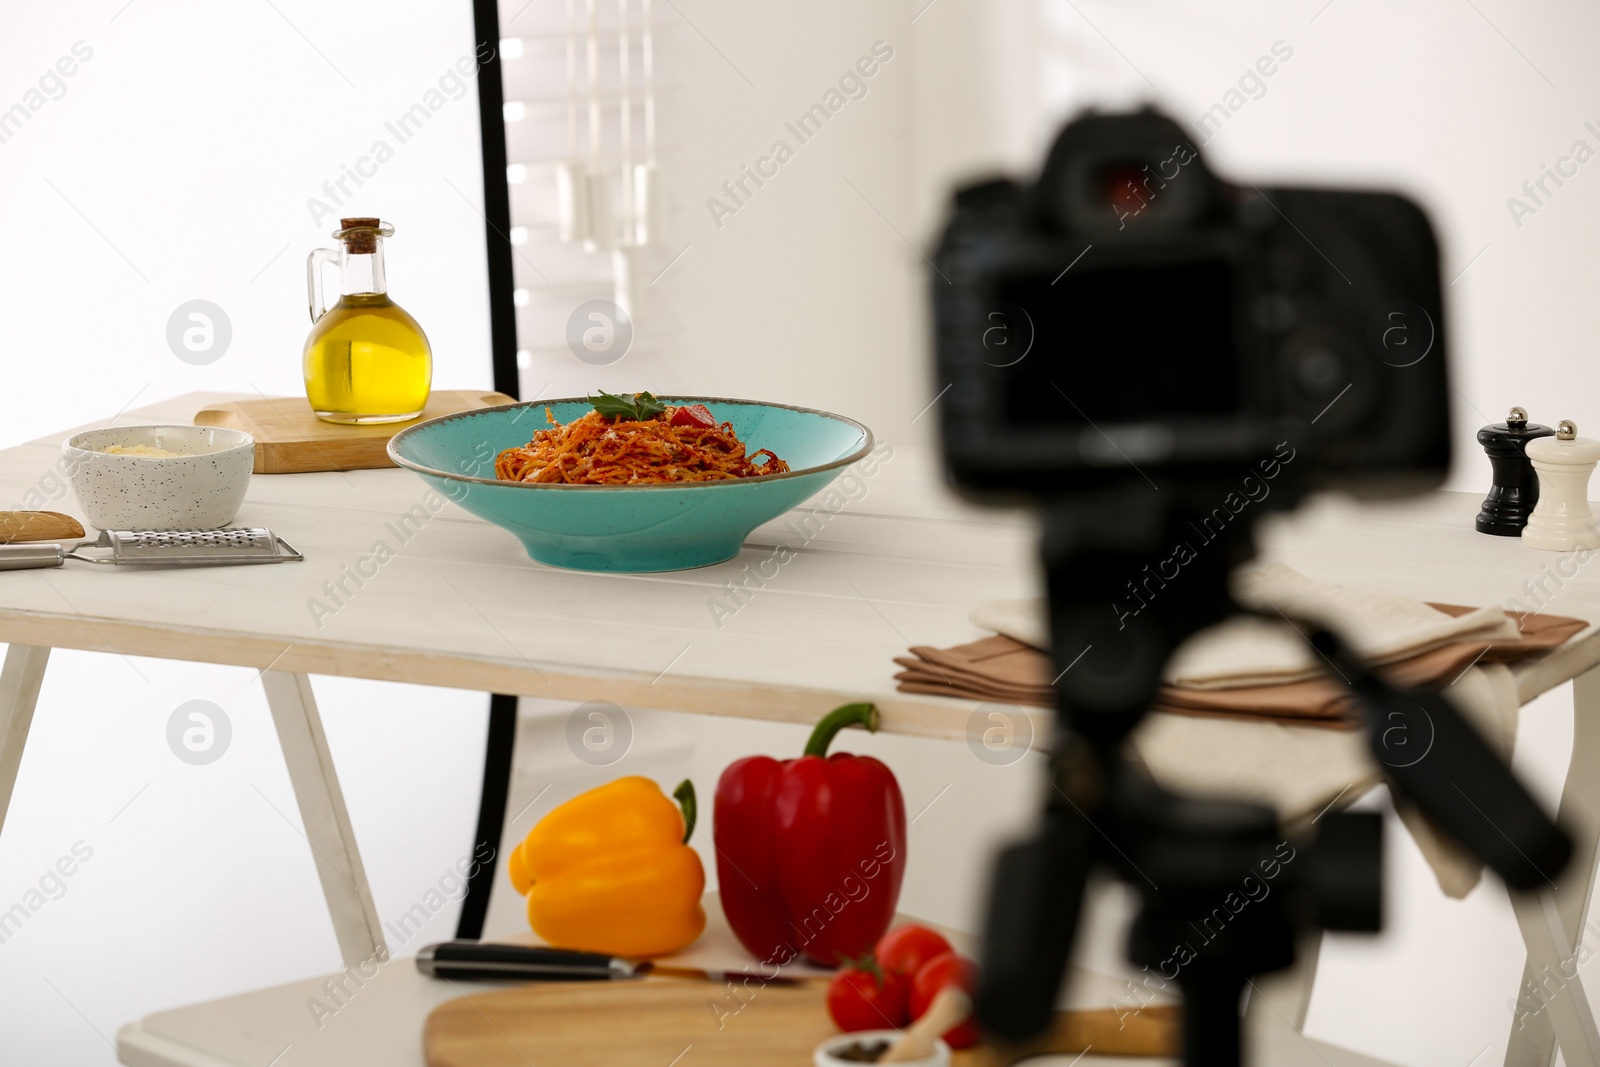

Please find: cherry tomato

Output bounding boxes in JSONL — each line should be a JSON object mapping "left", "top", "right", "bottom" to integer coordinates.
{"left": 875, "top": 924, "right": 954, "bottom": 978}
{"left": 909, "top": 952, "right": 980, "bottom": 1048}
{"left": 827, "top": 961, "right": 910, "bottom": 1033}
{"left": 670, "top": 403, "right": 717, "bottom": 429}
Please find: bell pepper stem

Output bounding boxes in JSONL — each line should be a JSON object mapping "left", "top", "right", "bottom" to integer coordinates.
{"left": 673, "top": 779, "right": 697, "bottom": 843}
{"left": 803, "top": 702, "right": 881, "bottom": 758}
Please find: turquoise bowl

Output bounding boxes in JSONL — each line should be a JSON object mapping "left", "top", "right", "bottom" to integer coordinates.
{"left": 387, "top": 397, "right": 874, "bottom": 572}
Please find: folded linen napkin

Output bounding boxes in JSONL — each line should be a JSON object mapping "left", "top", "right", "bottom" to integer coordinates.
{"left": 904, "top": 565, "right": 1590, "bottom": 898}
{"left": 970, "top": 562, "right": 1523, "bottom": 690}
{"left": 894, "top": 607, "right": 1585, "bottom": 727}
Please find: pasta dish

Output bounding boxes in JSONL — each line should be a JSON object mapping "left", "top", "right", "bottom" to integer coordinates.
{"left": 495, "top": 392, "right": 792, "bottom": 486}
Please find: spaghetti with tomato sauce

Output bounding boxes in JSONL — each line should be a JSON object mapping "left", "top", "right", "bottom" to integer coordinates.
{"left": 494, "top": 395, "right": 792, "bottom": 485}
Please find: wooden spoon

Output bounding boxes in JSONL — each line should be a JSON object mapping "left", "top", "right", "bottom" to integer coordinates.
{"left": 881, "top": 986, "right": 971, "bottom": 1064}
{"left": 0, "top": 512, "right": 85, "bottom": 544}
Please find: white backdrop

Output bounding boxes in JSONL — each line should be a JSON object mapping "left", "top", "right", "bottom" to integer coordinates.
{"left": 0, "top": 2, "right": 497, "bottom": 447}
{"left": 1037, "top": 0, "right": 1600, "bottom": 496}
{"left": 0, "top": 3, "right": 496, "bottom": 1064}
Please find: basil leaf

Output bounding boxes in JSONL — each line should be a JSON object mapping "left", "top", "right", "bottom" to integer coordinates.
{"left": 588, "top": 390, "right": 666, "bottom": 421}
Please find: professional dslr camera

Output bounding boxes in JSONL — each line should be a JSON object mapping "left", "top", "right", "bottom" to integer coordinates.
{"left": 931, "top": 111, "right": 1568, "bottom": 1065}
{"left": 933, "top": 107, "right": 1450, "bottom": 503}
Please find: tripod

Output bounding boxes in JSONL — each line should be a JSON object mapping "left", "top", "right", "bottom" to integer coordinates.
{"left": 975, "top": 489, "right": 1573, "bottom": 1065}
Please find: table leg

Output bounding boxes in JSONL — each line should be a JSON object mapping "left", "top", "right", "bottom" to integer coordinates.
{"left": 262, "top": 670, "right": 385, "bottom": 969}
{"left": 1245, "top": 932, "right": 1323, "bottom": 1036}
{"left": 0, "top": 645, "right": 49, "bottom": 836}
{"left": 1504, "top": 665, "right": 1600, "bottom": 1067}
{"left": 1509, "top": 890, "right": 1600, "bottom": 1065}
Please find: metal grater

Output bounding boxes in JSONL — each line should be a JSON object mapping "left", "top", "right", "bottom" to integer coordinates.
{"left": 0, "top": 528, "right": 303, "bottom": 570}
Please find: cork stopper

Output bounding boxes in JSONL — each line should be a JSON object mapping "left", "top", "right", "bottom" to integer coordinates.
{"left": 333, "top": 217, "right": 392, "bottom": 255}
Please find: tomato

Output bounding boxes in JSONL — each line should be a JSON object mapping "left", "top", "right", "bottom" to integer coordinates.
{"left": 670, "top": 403, "right": 717, "bottom": 429}
{"left": 875, "top": 924, "right": 953, "bottom": 978}
{"left": 909, "top": 952, "right": 980, "bottom": 1048}
{"left": 826, "top": 961, "right": 910, "bottom": 1033}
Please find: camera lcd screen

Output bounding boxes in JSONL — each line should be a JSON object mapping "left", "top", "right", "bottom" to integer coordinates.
{"left": 994, "top": 258, "right": 1240, "bottom": 426}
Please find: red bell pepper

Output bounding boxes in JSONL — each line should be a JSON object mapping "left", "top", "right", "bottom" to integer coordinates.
{"left": 714, "top": 703, "right": 907, "bottom": 967}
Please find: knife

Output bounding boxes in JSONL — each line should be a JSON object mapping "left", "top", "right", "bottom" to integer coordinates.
{"left": 415, "top": 940, "right": 805, "bottom": 986}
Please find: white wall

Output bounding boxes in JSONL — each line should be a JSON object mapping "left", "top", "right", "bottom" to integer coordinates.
{"left": 0, "top": 1, "right": 497, "bottom": 447}
{"left": 502, "top": 0, "right": 1042, "bottom": 440}
{"left": 515, "top": 1, "right": 934, "bottom": 433}
{"left": 1035, "top": 4, "right": 1600, "bottom": 1062}
{"left": 638, "top": 0, "right": 1040, "bottom": 438}
{"left": 909, "top": 0, "right": 1040, "bottom": 235}
{"left": 1038, "top": 0, "right": 1600, "bottom": 495}
{"left": 0, "top": 3, "right": 496, "bottom": 1063}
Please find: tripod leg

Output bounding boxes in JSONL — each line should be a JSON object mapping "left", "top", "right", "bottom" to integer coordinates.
{"left": 1505, "top": 667, "right": 1600, "bottom": 1067}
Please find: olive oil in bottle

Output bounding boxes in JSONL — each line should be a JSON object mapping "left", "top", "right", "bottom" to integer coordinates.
{"left": 304, "top": 217, "right": 432, "bottom": 424}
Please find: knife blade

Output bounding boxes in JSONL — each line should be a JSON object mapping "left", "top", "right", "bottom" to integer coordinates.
{"left": 646, "top": 964, "right": 804, "bottom": 986}
{"left": 416, "top": 940, "right": 804, "bottom": 986}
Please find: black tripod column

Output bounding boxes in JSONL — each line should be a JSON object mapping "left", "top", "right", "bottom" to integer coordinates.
{"left": 1178, "top": 975, "right": 1246, "bottom": 1066}
{"left": 1477, "top": 407, "right": 1554, "bottom": 536}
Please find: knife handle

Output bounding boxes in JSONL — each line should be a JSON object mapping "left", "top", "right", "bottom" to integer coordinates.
{"left": 417, "top": 940, "right": 639, "bottom": 981}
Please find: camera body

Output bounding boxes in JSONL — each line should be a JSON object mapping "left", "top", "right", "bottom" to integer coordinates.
{"left": 932, "top": 109, "right": 1450, "bottom": 504}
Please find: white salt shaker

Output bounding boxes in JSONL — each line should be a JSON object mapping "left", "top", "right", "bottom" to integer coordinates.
{"left": 1524, "top": 420, "right": 1600, "bottom": 551}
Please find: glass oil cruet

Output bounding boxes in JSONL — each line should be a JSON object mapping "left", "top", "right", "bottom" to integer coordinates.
{"left": 304, "top": 217, "right": 432, "bottom": 424}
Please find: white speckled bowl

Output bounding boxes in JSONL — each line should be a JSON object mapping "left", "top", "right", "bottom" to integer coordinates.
{"left": 62, "top": 425, "right": 255, "bottom": 531}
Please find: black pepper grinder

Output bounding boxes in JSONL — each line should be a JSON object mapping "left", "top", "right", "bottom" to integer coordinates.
{"left": 1477, "top": 407, "right": 1556, "bottom": 535}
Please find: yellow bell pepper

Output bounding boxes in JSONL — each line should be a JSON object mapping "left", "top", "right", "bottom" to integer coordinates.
{"left": 508, "top": 776, "right": 705, "bottom": 958}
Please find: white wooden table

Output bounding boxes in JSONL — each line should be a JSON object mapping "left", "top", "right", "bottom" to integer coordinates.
{"left": 115, "top": 895, "right": 1180, "bottom": 1067}
{"left": 4, "top": 393, "right": 1599, "bottom": 1066}
{"left": 0, "top": 391, "right": 1041, "bottom": 962}
{"left": 1248, "top": 493, "right": 1600, "bottom": 1067}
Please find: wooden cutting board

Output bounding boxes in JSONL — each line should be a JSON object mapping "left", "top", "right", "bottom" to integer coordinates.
{"left": 193, "top": 391, "right": 516, "bottom": 474}
{"left": 422, "top": 978, "right": 1179, "bottom": 1066}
